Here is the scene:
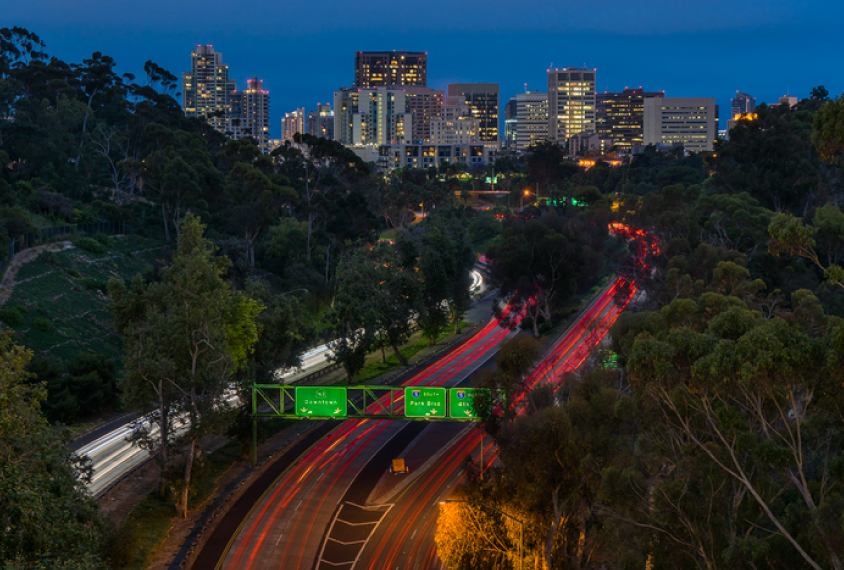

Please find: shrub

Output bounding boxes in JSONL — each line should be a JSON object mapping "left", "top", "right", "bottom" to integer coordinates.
{"left": 72, "top": 236, "right": 107, "bottom": 254}
{"left": 92, "top": 233, "right": 113, "bottom": 247}
{"left": 0, "top": 305, "right": 25, "bottom": 327}
{"left": 33, "top": 317, "right": 51, "bottom": 332}
{"left": 80, "top": 278, "right": 107, "bottom": 292}
{"left": 66, "top": 268, "right": 80, "bottom": 278}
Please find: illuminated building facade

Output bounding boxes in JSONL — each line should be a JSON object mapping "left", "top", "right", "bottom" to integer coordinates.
{"left": 182, "top": 45, "right": 237, "bottom": 133}
{"left": 643, "top": 97, "right": 716, "bottom": 152}
{"left": 403, "top": 86, "right": 444, "bottom": 143}
{"left": 596, "top": 88, "right": 664, "bottom": 152}
{"left": 355, "top": 51, "right": 427, "bottom": 88}
{"left": 238, "top": 78, "right": 270, "bottom": 153}
{"left": 430, "top": 97, "right": 480, "bottom": 145}
{"left": 514, "top": 91, "right": 548, "bottom": 152}
{"left": 504, "top": 97, "right": 518, "bottom": 151}
{"left": 731, "top": 91, "right": 756, "bottom": 116}
{"left": 548, "top": 68, "right": 596, "bottom": 144}
{"left": 377, "top": 142, "right": 497, "bottom": 171}
{"left": 334, "top": 87, "right": 413, "bottom": 147}
{"left": 446, "top": 84, "right": 500, "bottom": 143}
{"left": 307, "top": 103, "right": 334, "bottom": 140}
{"left": 281, "top": 108, "right": 305, "bottom": 143}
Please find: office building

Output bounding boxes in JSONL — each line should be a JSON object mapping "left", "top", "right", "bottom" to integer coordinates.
{"left": 403, "top": 86, "right": 444, "bottom": 143}
{"left": 596, "top": 88, "right": 663, "bottom": 152}
{"left": 548, "top": 68, "right": 596, "bottom": 144}
{"left": 503, "top": 97, "right": 518, "bottom": 151}
{"left": 355, "top": 51, "right": 427, "bottom": 88}
{"left": 514, "top": 91, "right": 548, "bottom": 152}
{"left": 238, "top": 78, "right": 270, "bottom": 153}
{"left": 334, "top": 87, "right": 413, "bottom": 147}
{"left": 307, "top": 103, "right": 335, "bottom": 140}
{"left": 182, "top": 45, "right": 237, "bottom": 133}
{"left": 378, "top": 142, "right": 497, "bottom": 171}
{"left": 447, "top": 83, "right": 499, "bottom": 143}
{"left": 281, "top": 108, "right": 305, "bottom": 143}
{"left": 429, "top": 97, "right": 480, "bottom": 145}
{"left": 732, "top": 91, "right": 756, "bottom": 117}
{"left": 643, "top": 97, "right": 717, "bottom": 152}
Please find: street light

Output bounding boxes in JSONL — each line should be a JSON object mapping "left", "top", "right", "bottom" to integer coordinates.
{"left": 438, "top": 499, "right": 524, "bottom": 570}
{"left": 521, "top": 189, "right": 532, "bottom": 212}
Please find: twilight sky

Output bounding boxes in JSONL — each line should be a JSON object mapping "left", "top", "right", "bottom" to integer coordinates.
{"left": 9, "top": 0, "right": 844, "bottom": 139}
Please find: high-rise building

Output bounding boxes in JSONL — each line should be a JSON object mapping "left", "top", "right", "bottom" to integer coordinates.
{"left": 446, "top": 83, "right": 499, "bottom": 143}
{"left": 182, "top": 45, "right": 237, "bottom": 133}
{"left": 403, "top": 86, "right": 444, "bottom": 143}
{"left": 547, "top": 68, "right": 596, "bottom": 144}
{"left": 281, "top": 108, "right": 305, "bottom": 143}
{"left": 514, "top": 91, "right": 548, "bottom": 152}
{"left": 355, "top": 51, "right": 427, "bottom": 88}
{"left": 334, "top": 87, "right": 413, "bottom": 147}
{"left": 596, "top": 88, "right": 664, "bottom": 152}
{"left": 503, "top": 98, "right": 518, "bottom": 151}
{"left": 643, "top": 97, "right": 716, "bottom": 152}
{"left": 430, "top": 98, "right": 480, "bottom": 145}
{"left": 732, "top": 91, "right": 756, "bottom": 117}
{"left": 238, "top": 78, "right": 270, "bottom": 153}
{"left": 307, "top": 103, "right": 335, "bottom": 140}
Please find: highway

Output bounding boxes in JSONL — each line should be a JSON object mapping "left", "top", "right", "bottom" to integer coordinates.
{"left": 73, "top": 265, "right": 487, "bottom": 497}
{"left": 211, "top": 300, "right": 528, "bottom": 569}
{"left": 195, "top": 223, "right": 655, "bottom": 570}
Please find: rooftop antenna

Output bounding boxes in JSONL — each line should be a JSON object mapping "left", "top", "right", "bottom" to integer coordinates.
{"left": 524, "top": 82, "right": 527, "bottom": 92}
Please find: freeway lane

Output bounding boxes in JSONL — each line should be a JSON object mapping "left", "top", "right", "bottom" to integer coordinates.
{"left": 353, "top": 225, "right": 657, "bottom": 569}
{"left": 214, "top": 303, "right": 528, "bottom": 569}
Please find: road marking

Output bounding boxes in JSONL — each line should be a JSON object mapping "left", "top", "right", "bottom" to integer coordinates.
{"left": 411, "top": 529, "right": 417, "bottom": 540}
{"left": 295, "top": 500, "right": 303, "bottom": 511}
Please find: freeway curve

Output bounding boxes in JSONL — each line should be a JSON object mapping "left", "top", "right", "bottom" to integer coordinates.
{"left": 194, "top": 225, "right": 656, "bottom": 569}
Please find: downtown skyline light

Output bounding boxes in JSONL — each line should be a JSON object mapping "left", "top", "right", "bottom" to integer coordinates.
{"left": 8, "top": 0, "right": 843, "bottom": 138}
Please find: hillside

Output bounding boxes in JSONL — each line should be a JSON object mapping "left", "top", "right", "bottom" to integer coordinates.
{"left": 1, "top": 235, "right": 169, "bottom": 362}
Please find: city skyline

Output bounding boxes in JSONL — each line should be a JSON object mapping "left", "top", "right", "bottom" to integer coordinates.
{"left": 11, "top": 0, "right": 843, "bottom": 138}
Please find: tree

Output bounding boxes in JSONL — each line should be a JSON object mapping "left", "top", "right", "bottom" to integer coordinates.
{"left": 418, "top": 211, "right": 476, "bottom": 335}
{"left": 813, "top": 94, "right": 844, "bottom": 164}
{"left": 223, "top": 161, "right": 296, "bottom": 268}
{"left": 0, "top": 332, "right": 108, "bottom": 569}
{"left": 769, "top": 211, "right": 844, "bottom": 290}
{"left": 109, "top": 214, "right": 262, "bottom": 515}
{"left": 627, "top": 300, "right": 844, "bottom": 570}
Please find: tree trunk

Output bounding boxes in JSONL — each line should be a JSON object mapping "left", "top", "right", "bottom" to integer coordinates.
{"left": 162, "top": 203, "right": 171, "bottom": 241}
{"left": 392, "top": 344, "right": 408, "bottom": 366}
{"left": 307, "top": 211, "right": 314, "bottom": 261}
{"left": 180, "top": 438, "right": 197, "bottom": 518}
{"left": 157, "top": 393, "right": 169, "bottom": 496}
{"left": 381, "top": 344, "right": 386, "bottom": 363}
{"left": 544, "top": 487, "right": 563, "bottom": 570}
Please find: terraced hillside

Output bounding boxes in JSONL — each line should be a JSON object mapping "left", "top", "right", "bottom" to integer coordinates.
{"left": 3, "top": 235, "right": 170, "bottom": 362}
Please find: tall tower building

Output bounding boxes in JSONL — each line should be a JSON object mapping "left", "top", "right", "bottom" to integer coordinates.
{"left": 547, "top": 68, "right": 596, "bottom": 144}
{"left": 514, "top": 91, "right": 548, "bottom": 152}
{"left": 403, "top": 86, "right": 444, "bottom": 143}
{"left": 334, "top": 87, "right": 413, "bottom": 146}
{"left": 239, "top": 78, "right": 270, "bottom": 153}
{"left": 446, "top": 83, "right": 499, "bottom": 143}
{"left": 281, "top": 108, "right": 306, "bottom": 142}
{"left": 504, "top": 98, "right": 518, "bottom": 151}
{"left": 355, "top": 51, "right": 427, "bottom": 88}
{"left": 182, "top": 45, "right": 237, "bottom": 133}
{"left": 732, "top": 91, "right": 756, "bottom": 117}
{"left": 596, "top": 88, "right": 664, "bottom": 152}
{"left": 307, "top": 103, "right": 335, "bottom": 140}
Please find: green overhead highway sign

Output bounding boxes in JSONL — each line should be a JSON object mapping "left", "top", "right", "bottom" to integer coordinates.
{"left": 295, "top": 386, "right": 348, "bottom": 417}
{"left": 449, "top": 388, "right": 484, "bottom": 419}
{"left": 405, "top": 387, "right": 447, "bottom": 418}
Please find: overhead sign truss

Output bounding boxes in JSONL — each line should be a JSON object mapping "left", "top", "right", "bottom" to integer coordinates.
{"left": 252, "top": 384, "right": 492, "bottom": 422}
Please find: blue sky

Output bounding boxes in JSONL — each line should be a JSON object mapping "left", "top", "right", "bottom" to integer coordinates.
{"left": 9, "top": 0, "right": 844, "bottom": 139}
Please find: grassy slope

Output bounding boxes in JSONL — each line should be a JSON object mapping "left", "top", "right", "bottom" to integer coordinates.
{"left": 5, "top": 235, "right": 169, "bottom": 362}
